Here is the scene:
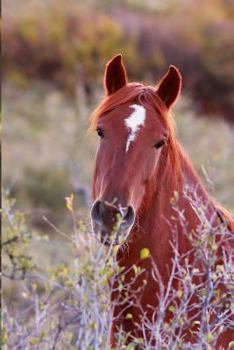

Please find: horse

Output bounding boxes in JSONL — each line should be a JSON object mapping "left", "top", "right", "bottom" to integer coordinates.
{"left": 90, "top": 54, "right": 233, "bottom": 349}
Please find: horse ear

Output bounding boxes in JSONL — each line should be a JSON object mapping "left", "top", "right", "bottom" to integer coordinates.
{"left": 157, "top": 65, "right": 182, "bottom": 108}
{"left": 104, "top": 54, "right": 128, "bottom": 95}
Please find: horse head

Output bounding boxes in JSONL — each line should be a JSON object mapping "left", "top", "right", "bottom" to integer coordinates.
{"left": 91, "top": 54, "right": 182, "bottom": 246}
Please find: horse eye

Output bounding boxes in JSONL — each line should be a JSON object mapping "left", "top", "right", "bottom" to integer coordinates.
{"left": 96, "top": 128, "right": 104, "bottom": 139}
{"left": 154, "top": 139, "right": 166, "bottom": 149}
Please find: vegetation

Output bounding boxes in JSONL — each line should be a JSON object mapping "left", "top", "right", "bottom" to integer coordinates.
{"left": 2, "top": 190, "right": 233, "bottom": 349}
{"left": 3, "top": 0, "right": 234, "bottom": 120}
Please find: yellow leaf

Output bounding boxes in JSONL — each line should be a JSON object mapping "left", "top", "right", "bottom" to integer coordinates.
{"left": 169, "top": 305, "right": 176, "bottom": 313}
{"left": 62, "top": 267, "right": 69, "bottom": 277}
{"left": 177, "top": 289, "right": 183, "bottom": 298}
{"left": 30, "top": 338, "right": 39, "bottom": 345}
{"left": 140, "top": 248, "right": 150, "bottom": 260}
{"left": 113, "top": 245, "right": 120, "bottom": 255}
{"left": 228, "top": 341, "right": 234, "bottom": 349}
{"left": 206, "top": 333, "right": 214, "bottom": 343}
{"left": 2, "top": 332, "right": 8, "bottom": 344}
{"left": 65, "top": 193, "right": 74, "bottom": 212}
{"left": 125, "top": 313, "right": 133, "bottom": 319}
{"left": 133, "top": 264, "right": 138, "bottom": 275}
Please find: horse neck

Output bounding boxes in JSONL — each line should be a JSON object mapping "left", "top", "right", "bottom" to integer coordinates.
{"left": 137, "top": 144, "right": 215, "bottom": 245}
{"left": 118, "top": 144, "right": 218, "bottom": 272}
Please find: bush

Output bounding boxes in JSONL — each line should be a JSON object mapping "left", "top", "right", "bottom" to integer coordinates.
{"left": 2, "top": 0, "right": 234, "bottom": 120}
{"left": 2, "top": 190, "right": 233, "bottom": 349}
{"left": 2, "top": 190, "right": 35, "bottom": 280}
{"left": 2, "top": 1, "right": 137, "bottom": 94}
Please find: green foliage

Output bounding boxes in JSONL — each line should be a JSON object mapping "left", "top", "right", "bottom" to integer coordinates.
{"left": 2, "top": 190, "right": 35, "bottom": 279}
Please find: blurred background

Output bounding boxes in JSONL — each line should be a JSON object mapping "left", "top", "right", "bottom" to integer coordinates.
{"left": 2, "top": 0, "right": 234, "bottom": 346}
{"left": 3, "top": 0, "right": 234, "bottom": 227}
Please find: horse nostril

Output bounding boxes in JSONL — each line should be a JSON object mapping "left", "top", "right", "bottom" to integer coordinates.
{"left": 91, "top": 201, "right": 135, "bottom": 232}
{"left": 91, "top": 200, "right": 103, "bottom": 223}
{"left": 122, "top": 206, "right": 135, "bottom": 228}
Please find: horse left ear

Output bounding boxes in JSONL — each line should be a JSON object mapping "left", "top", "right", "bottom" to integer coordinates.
{"left": 104, "top": 54, "right": 128, "bottom": 95}
{"left": 157, "top": 65, "right": 182, "bottom": 108}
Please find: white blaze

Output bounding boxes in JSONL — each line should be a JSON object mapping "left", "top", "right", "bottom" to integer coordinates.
{"left": 125, "top": 104, "right": 146, "bottom": 152}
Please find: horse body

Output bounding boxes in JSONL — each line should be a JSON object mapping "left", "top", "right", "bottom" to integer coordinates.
{"left": 90, "top": 54, "right": 233, "bottom": 349}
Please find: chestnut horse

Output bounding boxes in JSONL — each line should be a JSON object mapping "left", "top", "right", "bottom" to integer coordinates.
{"left": 90, "top": 54, "right": 233, "bottom": 349}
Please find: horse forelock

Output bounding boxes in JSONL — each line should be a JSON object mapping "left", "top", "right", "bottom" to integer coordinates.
{"left": 90, "top": 83, "right": 165, "bottom": 125}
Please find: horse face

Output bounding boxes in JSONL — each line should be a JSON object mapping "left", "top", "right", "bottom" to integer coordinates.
{"left": 91, "top": 54, "right": 181, "bottom": 246}
{"left": 91, "top": 103, "right": 168, "bottom": 245}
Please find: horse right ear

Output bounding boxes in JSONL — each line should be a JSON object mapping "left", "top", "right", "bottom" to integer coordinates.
{"left": 104, "top": 54, "right": 128, "bottom": 95}
{"left": 157, "top": 65, "right": 182, "bottom": 109}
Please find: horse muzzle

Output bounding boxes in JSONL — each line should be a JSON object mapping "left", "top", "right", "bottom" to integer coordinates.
{"left": 90, "top": 200, "right": 135, "bottom": 246}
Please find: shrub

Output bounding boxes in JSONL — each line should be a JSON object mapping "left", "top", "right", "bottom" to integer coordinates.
{"left": 2, "top": 190, "right": 233, "bottom": 349}
{"left": 2, "top": 0, "right": 234, "bottom": 120}
{"left": 2, "top": 1, "right": 137, "bottom": 94}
